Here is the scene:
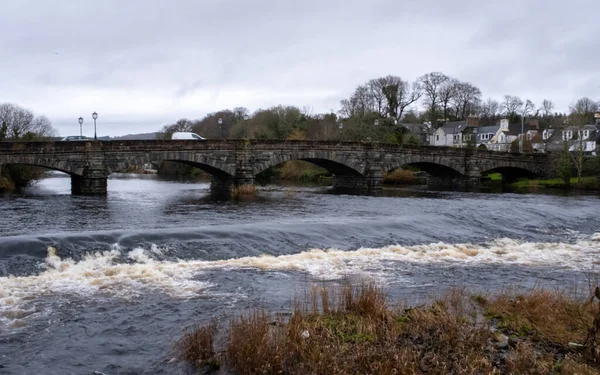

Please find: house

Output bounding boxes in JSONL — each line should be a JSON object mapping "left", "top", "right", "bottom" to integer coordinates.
{"left": 429, "top": 121, "right": 468, "bottom": 147}
{"left": 536, "top": 122, "right": 600, "bottom": 154}
{"left": 476, "top": 124, "right": 503, "bottom": 150}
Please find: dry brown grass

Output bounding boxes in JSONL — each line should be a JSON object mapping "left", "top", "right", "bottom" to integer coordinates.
{"left": 230, "top": 184, "right": 257, "bottom": 197}
{"left": 176, "top": 323, "right": 219, "bottom": 370}
{"left": 0, "top": 176, "right": 15, "bottom": 191}
{"left": 383, "top": 169, "right": 414, "bottom": 184}
{"left": 485, "top": 289, "right": 597, "bottom": 351}
{"left": 176, "top": 283, "right": 600, "bottom": 374}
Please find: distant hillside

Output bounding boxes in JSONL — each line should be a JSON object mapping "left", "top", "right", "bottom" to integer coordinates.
{"left": 50, "top": 133, "right": 159, "bottom": 141}
{"left": 100, "top": 132, "right": 158, "bottom": 140}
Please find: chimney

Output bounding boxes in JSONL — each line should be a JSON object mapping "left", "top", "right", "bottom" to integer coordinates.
{"left": 595, "top": 113, "right": 600, "bottom": 125}
{"left": 467, "top": 115, "right": 479, "bottom": 127}
{"left": 529, "top": 119, "right": 539, "bottom": 130}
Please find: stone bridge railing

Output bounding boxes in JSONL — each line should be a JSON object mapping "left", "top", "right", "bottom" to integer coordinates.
{"left": 0, "top": 140, "right": 551, "bottom": 195}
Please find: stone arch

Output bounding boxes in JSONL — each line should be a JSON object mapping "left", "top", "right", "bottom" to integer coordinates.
{"left": 481, "top": 166, "right": 539, "bottom": 181}
{"left": 384, "top": 154, "right": 465, "bottom": 178}
{"left": 392, "top": 162, "right": 465, "bottom": 177}
{"left": 253, "top": 150, "right": 366, "bottom": 177}
{"left": 105, "top": 151, "right": 235, "bottom": 177}
{"left": 0, "top": 156, "right": 82, "bottom": 176}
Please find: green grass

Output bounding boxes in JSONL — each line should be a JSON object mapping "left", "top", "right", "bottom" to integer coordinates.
{"left": 487, "top": 173, "right": 503, "bottom": 181}
{"left": 511, "top": 176, "right": 599, "bottom": 190}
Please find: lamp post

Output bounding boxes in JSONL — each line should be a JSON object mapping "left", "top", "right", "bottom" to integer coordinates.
{"left": 338, "top": 123, "right": 344, "bottom": 140}
{"left": 218, "top": 117, "right": 223, "bottom": 139}
{"left": 374, "top": 119, "right": 379, "bottom": 142}
{"left": 243, "top": 114, "right": 249, "bottom": 138}
{"left": 78, "top": 117, "right": 83, "bottom": 137}
{"left": 92, "top": 112, "right": 98, "bottom": 140}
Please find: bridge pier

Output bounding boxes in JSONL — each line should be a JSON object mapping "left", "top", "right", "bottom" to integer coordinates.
{"left": 332, "top": 174, "right": 383, "bottom": 191}
{"left": 71, "top": 151, "right": 109, "bottom": 195}
{"left": 71, "top": 171, "right": 108, "bottom": 195}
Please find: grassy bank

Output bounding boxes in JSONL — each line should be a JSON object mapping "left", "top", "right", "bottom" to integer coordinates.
{"left": 175, "top": 283, "right": 600, "bottom": 374}
{"left": 511, "top": 176, "right": 599, "bottom": 190}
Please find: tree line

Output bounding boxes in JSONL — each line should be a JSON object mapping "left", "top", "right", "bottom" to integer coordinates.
{"left": 159, "top": 72, "right": 600, "bottom": 144}
{"left": 0, "top": 103, "right": 58, "bottom": 190}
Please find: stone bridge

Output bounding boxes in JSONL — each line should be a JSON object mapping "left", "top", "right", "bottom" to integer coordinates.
{"left": 0, "top": 140, "right": 552, "bottom": 195}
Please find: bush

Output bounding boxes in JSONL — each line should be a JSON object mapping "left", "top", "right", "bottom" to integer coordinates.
{"left": 383, "top": 169, "right": 414, "bottom": 185}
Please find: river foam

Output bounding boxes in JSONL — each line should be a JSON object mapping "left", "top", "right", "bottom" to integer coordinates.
{"left": 1, "top": 234, "right": 600, "bottom": 328}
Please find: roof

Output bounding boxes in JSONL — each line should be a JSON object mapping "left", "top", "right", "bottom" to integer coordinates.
{"left": 475, "top": 125, "right": 500, "bottom": 134}
{"left": 440, "top": 121, "right": 467, "bottom": 134}
{"left": 587, "top": 130, "right": 600, "bottom": 142}
{"left": 400, "top": 123, "right": 428, "bottom": 133}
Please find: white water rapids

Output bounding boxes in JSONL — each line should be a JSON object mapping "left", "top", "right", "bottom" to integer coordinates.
{"left": 1, "top": 233, "right": 600, "bottom": 329}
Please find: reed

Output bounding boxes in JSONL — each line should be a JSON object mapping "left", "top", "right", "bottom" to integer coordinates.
{"left": 176, "top": 282, "right": 600, "bottom": 374}
{"left": 230, "top": 184, "right": 257, "bottom": 197}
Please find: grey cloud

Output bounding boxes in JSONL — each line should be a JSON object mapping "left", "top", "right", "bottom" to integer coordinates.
{"left": 1, "top": 0, "right": 599, "bottom": 136}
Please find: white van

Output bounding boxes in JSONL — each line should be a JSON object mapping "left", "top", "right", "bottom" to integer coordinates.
{"left": 171, "top": 132, "right": 206, "bottom": 140}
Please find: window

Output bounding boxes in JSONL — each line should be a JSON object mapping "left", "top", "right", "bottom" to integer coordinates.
{"left": 527, "top": 133, "right": 532, "bottom": 140}
{"left": 563, "top": 130, "right": 572, "bottom": 140}
{"left": 583, "top": 130, "right": 590, "bottom": 139}
{"left": 454, "top": 134, "right": 460, "bottom": 141}
{"left": 436, "top": 135, "right": 439, "bottom": 141}
{"left": 463, "top": 135, "right": 471, "bottom": 141}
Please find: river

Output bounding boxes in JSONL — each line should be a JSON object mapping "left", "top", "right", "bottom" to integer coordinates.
{"left": 0, "top": 174, "right": 599, "bottom": 374}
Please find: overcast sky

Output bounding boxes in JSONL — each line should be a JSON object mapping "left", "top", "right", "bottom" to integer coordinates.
{"left": 1, "top": 0, "right": 599, "bottom": 136}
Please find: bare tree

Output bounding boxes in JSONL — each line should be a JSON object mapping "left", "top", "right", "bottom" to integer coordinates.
{"left": 480, "top": 98, "right": 500, "bottom": 125}
{"left": 31, "top": 116, "right": 57, "bottom": 138}
{"left": 367, "top": 79, "right": 386, "bottom": 117}
{"left": 339, "top": 84, "right": 375, "bottom": 118}
{"left": 0, "top": 103, "right": 57, "bottom": 140}
{"left": 502, "top": 95, "right": 524, "bottom": 123}
{"left": 452, "top": 82, "right": 482, "bottom": 120}
{"left": 571, "top": 97, "right": 599, "bottom": 125}
{"left": 438, "top": 78, "right": 459, "bottom": 121}
{"left": 568, "top": 98, "right": 598, "bottom": 182}
{"left": 541, "top": 99, "right": 554, "bottom": 118}
{"left": 419, "top": 72, "right": 449, "bottom": 126}
{"left": 522, "top": 99, "right": 535, "bottom": 117}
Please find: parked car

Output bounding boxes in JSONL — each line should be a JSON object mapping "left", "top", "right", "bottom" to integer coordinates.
{"left": 171, "top": 132, "right": 206, "bottom": 140}
{"left": 61, "top": 136, "right": 92, "bottom": 141}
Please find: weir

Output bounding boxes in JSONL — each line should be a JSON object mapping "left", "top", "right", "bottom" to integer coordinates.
{"left": 0, "top": 140, "right": 551, "bottom": 195}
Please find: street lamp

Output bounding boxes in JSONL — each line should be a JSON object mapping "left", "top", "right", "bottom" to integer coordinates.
{"left": 78, "top": 117, "right": 83, "bottom": 137}
{"left": 92, "top": 112, "right": 98, "bottom": 140}
{"left": 243, "top": 114, "right": 249, "bottom": 138}
{"left": 218, "top": 117, "right": 223, "bottom": 139}
{"left": 338, "top": 123, "right": 344, "bottom": 140}
{"left": 374, "top": 119, "right": 380, "bottom": 142}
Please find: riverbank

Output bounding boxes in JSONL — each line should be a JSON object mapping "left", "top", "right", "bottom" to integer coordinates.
{"left": 176, "top": 283, "right": 600, "bottom": 374}
{"left": 511, "top": 176, "right": 599, "bottom": 190}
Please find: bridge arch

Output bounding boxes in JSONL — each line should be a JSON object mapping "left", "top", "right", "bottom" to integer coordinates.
{"left": 385, "top": 162, "right": 464, "bottom": 178}
{"left": 105, "top": 151, "right": 235, "bottom": 177}
{"left": 253, "top": 151, "right": 366, "bottom": 177}
{"left": 0, "top": 156, "right": 83, "bottom": 176}
{"left": 481, "top": 166, "right": 539, "bottom": 181}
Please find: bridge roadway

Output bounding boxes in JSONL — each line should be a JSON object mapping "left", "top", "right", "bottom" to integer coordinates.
{"left": 0, "top": 139, "right": 551, "bottom": 195}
